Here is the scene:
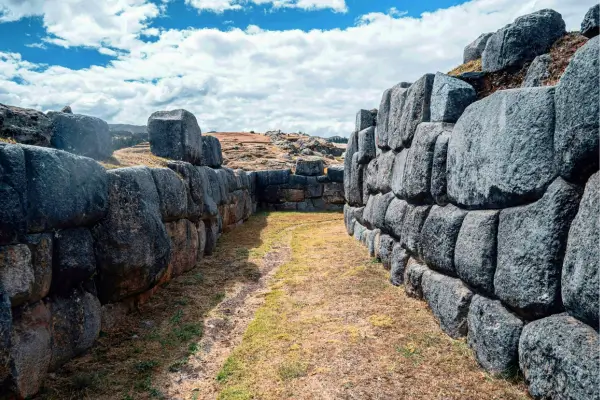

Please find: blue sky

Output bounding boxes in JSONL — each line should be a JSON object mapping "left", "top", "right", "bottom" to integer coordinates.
{"left": 0, "top": 0, "right": 595, "bottom": 136}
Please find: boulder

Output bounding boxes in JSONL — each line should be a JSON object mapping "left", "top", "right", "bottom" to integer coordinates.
{"left": 165, "top": 219, "right": 199, "bottom": 278}
{"left": 92, "top": 167, "right": 171, "bottom": 303}
{"left": 421, "top": 269, "right": 473, "bottom": 338}
{"left": 482, "top": 9, "right": 566, "bottom": 72}
{"left": 463, "top": 32, "right": 493, "bottom": 63}
{"left": 326, "top": 165, "right": 344, "bottom": 182}
{"left": 521, "top": 54, "right": 551, "bottom": 87}
{"left": 0, "top": 104, "right": 52, "bottom": 146}
{"left": 390, "top": 244, "right": 409, "bottom": 286}
{"left": 376, "top": 88, "right": 393, "bottom": 149}
{"left": 168, "top": 161, "right": 206, "bottom": 218}
{"left": 357, "top": 127, "right": 376, "bottom": 164}
{"left": 430, "top": 73, "right": 475, "bottom": 123}
{"left": 364, "top": 158, "right": 378, "bottom": 194}
{"left": 447, "top": 87, "right": 557, "bottom": 209}
{"left": 356, "top": 109, "right": 376, "bottom": 132}
{"left": 49, "top": 112, "right": 112, "bottom": 160}
{"left": 403, "top": 122, "right": 453, "bottom": 203}
{"left": 454, "top": 210, "right": 498, "bottom": 296}
{"left": 52, "top": 228, "right": 96, "bottom": 295}
{"left": 495, "top": 178, "right": 581, "bottom": 319}
{"left": 204, "top": 219, "right": 219, "bottom": 256}
{"left": 430, "top": 131, "right": 451, "bottom": 205}
{"left": 201, "top": 135, "right": 223, "bottom": 168}
{"left": 467, "top": 295, "right": 523, "bottom": 376}
{"left": 0, "top": 245, "right": 34, "bottom": 307}
{"left": 296, "top": 158, "right": 324, "bottom": 177}
{"left": 555, "top": 36, "right": 599, "bottom": 183}
{"left": 384, "top": 198, "right": 408, "bottom": 239}
{"left": 581, "top": 4, "right": 599, "bottom": 38}
{"left": 363, "top": 192, "right": 394, "bottom": 231}
{"left": 375, "top": 150, "right": 395, "bottom": 193}
{"left": 8, "top": 301, "right": 51, "bottom": 398}
{"left": 47, "top": 289, "right": 101, "bottom": 370}
{"left": 391, "top": 149, "right": 408, "bottom": 198}
{"left": 562, "top": 171, "right": 599, "bottom": 329}
{"left": 23, "top": 145, "right": 109, "bottom": 233}
{"left": 148, "top": 109, "right": 203, "bottom": 165}
{"left": 421, "top": 204, "right": 467, "bottom": 276}
{"left": 23, "top": 234, "right": 52, "bottom": 303}
{"left": 519, "top": 314, "right": 599, "bottom": 400}
{"left": 151, "top": 167, "right": 188, "bottom": 222}
{"left": 0, "top": 144, "right": 27, "bottom": 245}
{"left": 387, "top": 82, "right": 412, "bottom": 150}
{"left": 399, "top": 204, "right": 431, "bottom": 258}
{"left": 404, "top": 258, "right": 429, "bottom": 299}
{"left": 395, "top": 74, "right": 434, "bottom": 148}
{"left": 378, "top": 234, "right": 395, "bottom": 270}
{"left": 60, "top": 105, "right": 72, "bottom": 114}
{"left": 323, "top": 182, "right": 345, "bottom": 204}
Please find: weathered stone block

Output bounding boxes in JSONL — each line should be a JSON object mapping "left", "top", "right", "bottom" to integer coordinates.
{"left": 521, "top": 54, "right": 551, "bottom": 88}
{"left": 151, "top": 167, "right": 188, "bottom": 222}
{"left": 390, "top": 243, "right": 409, "bottom": 286}
{"left": 404, "top": 258, "right": 429, "bottom": 299}
{"left": 353, "top": 222, "right": 366, "bottom": 242}
{"left": 384, "top": 198, "right": 408, "bottom": 239}
{"left": 375, "top": 150, "right": 395, "bottom": 193}
{"left": 391, "top": 149, "right": 408, "bottom": 198}
{"left": 323, "top": 182, "right": 344, "bottom": 204}
{"left": 0, "top": 104, "right": 51, "bottom": 146}
{"left": 356, "top": 109, "right": 376, "bottom": 132}
{"left": 399, "top": 204, "right": 431, "bottom": 257}
{"left": 305, "top": 176, "right": 323, "bottom": 198}
{"left": 376, "top": 88, "right": 393, "bottom": 149}
{"left": 421, "top": 204, "right": 467, "bottom": 276}
{"left": 23, "top": 234, "right": 52, "bottom": 303}
{"left": 344, "top": 204, "right": 356, "bottom": 236}
{"left": 581, "top": 4, "right": 599, "bottom": 38}
{"left": 197, "top": 166, "right": 223, "bottom": 212}
{"left": 364, "top": 158, "right": 378, "bottom": 194}
{"left": 201, "top": 135, "right": 223, "bottom": 168}
{"left": 430, "top": 73, "right": 475, "bottom": 123}
{"left": 0, "top": 144, "right": 27, "bottom": 244}
{"left": 296, "top": 159, "right": 324, "bottom": 177}
{"left": 49, "top": 112, "right": 112, "bottom": 160}
{"left": 378, "top": 234, "right": 395, "bottom": 270}
{"left": 357, "top": 127, "right": 376, "bottom": 164}
{"left": 148, "top": 109, "right": 203, "bottom": 165}
{"left": 165, "top": 219, "right": 199, "bottom": 278}
{"left": 167, "top": 161, "right": 205, "bottom": 219}
{"left": 53, "top": 228, "right": 96, "bottom": 295}
{"left": 388, "top": 82, "right": 412, "bottom": 151}
{"left": 0, "top": 288, "right": 10, "bottom": 383}
{"left": 367, "top": 229, "right": 380, "bottom": 258}
{"left": 204, "top": 219, "right": 219, "bottom": 256}
{"left": 430, "top": 131, "right": 450, "bottom": 206}
{"left": 395, "top": 74, "right": 434, "bottom": 148}
{"left": 0, "top": 245, "right": 34, "bottom": 307}
{"left": 463, "top": 32, "right": 492, "bottom": 63}
{"left": 363, "top": 192, "right": 394, "bottom": 231}
{"left": 346, "top": 153, "right": 364, "bottom": 206}
{"left": 196, "top": 220, "right": 206, "bottom": 262}
{"left": 326, "top": 165, "right": 344, "bottom": 182}
{"left": 495, "top": 178, "right": 581, "bottom": 319}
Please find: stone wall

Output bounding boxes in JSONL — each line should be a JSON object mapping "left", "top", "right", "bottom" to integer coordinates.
{"left": 344, "top": 9, "right": 598, "bottom": 400}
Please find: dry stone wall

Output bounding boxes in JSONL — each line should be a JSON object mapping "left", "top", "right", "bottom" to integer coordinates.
{"left": 344, "top": 8, "right": 599, "bottom": 400}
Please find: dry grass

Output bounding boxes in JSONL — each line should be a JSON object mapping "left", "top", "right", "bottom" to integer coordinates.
{"left": 544, "top": 32, "right": 588, "bottom": 86}
{"left": 448, "top": 58, "right": 482, "bottom": 76}
{"left": 102, "top": 143, "right": 170, "bottom": 169}
{"left": 0, "top": 137, "right": 17, "bottom": 144}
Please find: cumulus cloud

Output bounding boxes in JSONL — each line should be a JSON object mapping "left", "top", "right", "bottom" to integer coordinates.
{"left": 185, "top": 0, "right": 347, "bottom": 13}
{"left": 0, "top": 0, "right": 595, "bottom": 137}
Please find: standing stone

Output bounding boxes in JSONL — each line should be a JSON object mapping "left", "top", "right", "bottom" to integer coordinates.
{"left": 0, "top": 245, "right": 34, "bottom": 307}
{"left": 519, "top": 314, "right": 599, "bottom": 400}
{"left": 355, "top": 109, "right": 376, "bottom": 132}
{"left": 390, "top": 244, "right": 409, "bottom": 286}
{"left": 375, "top": 150, "right": 395, "bottom": 193}
{"left": 404, "top": 258, "right": 429, "bottom": 299}
{"left": 92, "top": 167, "right": 171, "bottom": 303}
{"left": 495, "top": 178, "right": 581, "bottom": 319}
{"left": 347, "top": 153, "right": 364, "bottom": 206}
{"left": 296, "top": 159, "right": 324, "bottom": 176}
{"left": 454, "top": 210, "right": 499, "bottom": 296}
{"left": 447, "top": 87, "right": 557, "bottom": 209}
{"left": 384, "top": 198, "right": 408, "bottom": 239}
{"left": 431, "top": 131, "right": 451, "bottom": 206}
{"left": 0, "top": 144, "right": 26, "bottom": 245}
{"left": 400, "top": 204, "right": 431, "bottom": 258}
{"left": 49, "top": 112, "right": 112, "bottom": 160}
{"left": 430, "top": 73, "right": 475, "bottom": 123}
{"left": 420, "top": 204, "right": 467, "bottom": 276}
{"left": 388, "top": 82, "right": 412, "bottom": 151}
{"left": 357, "top": 127, "right": 376, "bottom": 164}
{"left": 343, "top": 131, "right": 358, "bottom": 200}
{"left": 396, "top": 74, "right": 434, "bottom": 148}
{"left": 151, "top": 167, "right": 188, "bottom": 222}
{"left": 581, "top": 4, "right": 599, "bottom": 38}
{"left": 201, "top": 135, "right": 223, "bottom": 168}
{"left": 482, "top": 9, "right": 566, "bottom": 72}
{"left": 0, "top": 104, "right": 51, "bottom": 146}
{"left": 467, "top": 295, "right": 523, "bottom": 376}
{"left": 391, "top": 149, "right": 409, "bottom": 198}
{"left": 23, "top": 234, "right": 52, "bottom": 303}
{"left": 555, "top": 36, "right": 599, "bottom": 183}
{"left": 463, "top": 32, "right": 493, "bottom": 63}
{"left": 521, "top": 54, "right": 551, "bottom": 88}
{"left": 52, "top": 228, "right": 96, "bottom": 295}
{"left": 562, "top": 171, "right": 599, "bottom": 329}
{"left": 165, "top": 219, "right": 199, "bottom": 278}
{"left": 376, "top": 88, "right": 393, "bottom": 149}
{"left": 378, "top": 234, "right": 396, "bottom": 270}
{"left": 421, "top": 269, "right": 473, "bottom": 339}
{"left": 148, "top": 109, "right": 203, "bottom": 165}
{"left": 403, "top": 122, "right": 453, "bottom": 203}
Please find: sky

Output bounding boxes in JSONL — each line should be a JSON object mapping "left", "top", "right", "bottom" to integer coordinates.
{"left": 0, "top": 0, "right": 596, "bottom": 137}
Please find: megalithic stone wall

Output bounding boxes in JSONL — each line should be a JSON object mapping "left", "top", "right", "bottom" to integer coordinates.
{"left": 344, "top": 15, "right": 599, "bottom": 400}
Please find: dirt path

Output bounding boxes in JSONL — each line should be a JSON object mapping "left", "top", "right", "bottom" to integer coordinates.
{"left": 37, "top": 212, "right": 528, "bottom": 400}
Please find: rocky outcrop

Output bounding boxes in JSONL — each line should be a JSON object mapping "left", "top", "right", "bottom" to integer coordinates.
{"left": 0, "top": 104, "right": 52, "bottom": 146}
{"left": 148, "top": 109, "right": 203, "bottom": 165}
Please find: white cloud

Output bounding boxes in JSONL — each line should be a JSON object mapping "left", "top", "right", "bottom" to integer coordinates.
{"left": 186, "top": 0, "right": 347, "bottom": 13}
{"left": 0, "top": 0, "right": 596, "bottom": 137}
{"left": 185, "top": 0, "right": 243, "bottom": 13}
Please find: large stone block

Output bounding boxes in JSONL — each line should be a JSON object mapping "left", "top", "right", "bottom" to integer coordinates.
{"left": 390, "top": 243, "right": 409, "bottom": 286}
{"left": 323, "top": 182, "right": 344, "bottom": 204}
{"left": 430, "top": 73, "right": 475, "bottom": 123}
{"left": 0, "top": 144, "right": 27, "bottom": 244}
{"left": 447, "top": 87, "right": 557, "bottom": 209}
{"left": 165, "top": 219, "right": 199, "bottom": 278}
{"left": 357, "top": 127, "right": 376, "bottom": 164}
{"left": 168, "top": 161, "right": 207, "bottom": 219}
{"left": 92, "top": 167, "right": 171, "bottom": 303}
{"left": 52, "top": 228, "right": 96, "bottom": 295}
{"left": 346, "top": 153, "right": 364, "bottom": 206}
{"left": 375, "top": 150, "right": 395, "bottom": 194}
{"left": 521, "top": 54, "right": 551, "bottom": 88}
{"left": 519, "top": 314, "right": 599, "bottom": 400}
{"left": 562, "top": 171, "right": 599, "bottom": 328}
{"left": 395, "top": 74, "right": 434, "bottom": 148}
{"left": 196, "top": 220, "right": 206, "bottom": 262}
{"left": 454, "top": 210, "right": 498, "bottom": 296}
{"left": 581, "top": 4, "right": 599, "bottom": 38}
{"left": 47, "top": 289, "right": 101, "bottom": 370}
{"left": 482, "top": 9, "right": 566, "bottom": 72}
{"left": 495, "top": 178, "right": 581, "bottom": 319}
{"left": 384, "top": 198, "right": 408, "bottom": 239}
{"left": 204, "top": 218, "right": 219, "bottom": 256}
{"left": 363, "top": 192, "right": 394, "bottom": 231}
{"left": 326, "top": 165, "right": 344, "bottom": 183}
{"left": 148, "top": 109, "right": 203, "bottom": 165}
{"left": 49, "top": 112, "right": 112, "bottom": 160}
{"left": 390, "top": 149, "right": 408, "bottom": 198}
{"left": 305, "top": 176, "right": 323, "bottom": 198}
{"left": 23, "top": 145, "right": 108, "bottom": 233}
{"left": 0, "top": 288, "right": 10, "bottom": 383}
{"left": 356, "top": 109, "right": 376, "bottom": 132}
{"left": 0, "top": 104, "right": 51, "bottom": 146}
{"left": 343, "top": 204, "right": 356, "bottom": 236}
{"left": 366, "top": 229, "right": 380, "bottom": 258}
{"left": 404, "top": 258, "right": 429, "bottom": 299}
{"left": 364, "top": 158, "right": 378, "bottom": 194}
{"left": 403, "top": 122, "right": 453, "bottom": 202}
{"left": 463, "top": 32, "right": 492, "bottom": 63}
{"left": 378, "top": 234, "right": 395, "bottom": 270}
{"left": 467, "top": 295, "right": 523, "bottom": 376}
{"left": 201, "top": 135, "right": 223, "bottom": 168}
{"left": 0, "top": 245, "right": 34, "bottom": 307}
{"left": 296, "top": 159, "right": 324, "bottom": 177}
{"left": 353, "top": 222, "right": 366, "bottom": 242}
{"left": 422, "top": 269, "right": 473, "bottom": 338}
{"left": 387, "top": 82, "right": 412, "bottom": 151}
{"left": 430, "top": 131, "right": 451, "bottom": 206}
{"left": 151, "top": 167, "right": 188, "bottom": 222}
{"left": 399, "top": 204, "right": 431, "bottom": 258}
{"left": 23, "top": 234, "right": 52, "bottom": 303}
{"left": 421, "top": 204, "right": 467, "bottom": 276}
{"left": 376, "top": 88, "right": 393, "bottom": 149}
{"left": 555, "top": 36, "right": 599, "bottom": 183}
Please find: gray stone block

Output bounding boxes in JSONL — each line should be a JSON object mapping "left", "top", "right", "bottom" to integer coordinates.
{"left": 399, "top": 204, "right": 431, "bottom": 257}
{"left": 363, "top": 192, "right": 394, "bottom": 231}
{"left": 390, "top": 243, "right": 409, "bottom": 286}
{"left": 422, "top": 269, "right": 473, "bottom": 338}
{"left": 343, "top": 130, "right": 358, "bottom": 197}
{"left": 447, "top": 87, "right": 557, "bottom": 209}
{"left": 430, "top": 73, "right": 475, "bottom": 123}
{"left": 346, "top": 153, "right": 364, "bottom": 206}
{"left": 165, "top": 219, "right": 199, "bottom": 278}
{"left": 0, "top": 144, "right": 26, "bottom": 245}
{"left": 0, "top": 288, "right": 10, "bottom": 383}
{"left": 364, "top": 158, "right": 378, "bottom": 194}
{"left": 421, "top": 204, "right": 467, "bottom": 276}
{"left": 23, "top": 234, "right": 52, "bottom": 304}
{"left": 201, "top": 135, "right": 222, "bottom": 167}
{"left": 521, "top": 54, "right": 551, "bottom": 88}
{"left": 305, "top": 176, "right": 323, "bottom": 198}
{"left": 0, "top": 244, "right": 34, "bottom": 307}
{"left": 555, "top": 36, "right": 599, "bottom": 183}
{"left": 296, "top": 159, "right": 324, "bottom": 176}
{"left": 378, "top": 234, "right": 396, "bottom": 270}
{"left": 562, "top": 171, "right": 599, "bottom": 328}
{"left": 357, "top": 127, "right": 376, "bottom": 164}
{"left": 49, "top": 112, "right": 112, "bottom": 160}
{"left": 0, "top": 104, "right": 51, "bottom": 146}
{"left": 467, "top": 295, "right": 523, "bottom": 376}
{"left": 323, "top": 182, "right": 344, "bottom": 204}
{"left": 327, "top": 165, "right": 344, "bottom": 182}
{"left": 495, "top": 178, "right": 581, "bottom": 319}
{"left": 431, "top": 131, "right": 451, "bottom": 206}
{"left": 356, "top": 109, "right": 376, "bottom": 132}
{"left": 52, "top": 228, "right": 96, "bottom": 295}
{"left": 404, "top": 258, "right": 429, "bottom": 299}
{"left": 391, "top": 149, "right": 408, "bottom": 198}
{"left": 388, "top": 82, "right": 412, "bottom": 151}
{"left": 395, "top": 74, "right": 434, "bottom": 148}
{"left": 384, "top": 198, "right": 408, "bottom": 239}
{"left": 204, "top": 218, "right": 219, "bottom": 256}
{"left": 151, "top": 167, "right": 188, "bottom": 222}
{"left": 148, "top": 109, "right": 203, "bottom": 165}
{"left": 344, "top": 204, "right": 356, "bottom": 236}
{"left": 375, "top": 150, "right": 395, "bottom": 194}
{"left": 376, "top": 88, "right": 393, "bottom": 149}
{"left": 482, "top": 9, "right": 566, "bottom": 72}
{"left": 168, "top": 161, "right": 206, "bottom": 218}
{"left": 353, "top": 222, "right": 366, "bottom": 242}
{"left": 454, "top": 210, "right": 498, "bottom": 296}
{"left": 581, "top": 4, "right": 599, "bottom": 38}
{"left": 463, "top": 32, "right": 493, "bottom": 63}
{"left": 519, "top": 314, "right": 599, "bottom": 400}
{"left": 367, "top": 229, "right": 381, "bottom": 258}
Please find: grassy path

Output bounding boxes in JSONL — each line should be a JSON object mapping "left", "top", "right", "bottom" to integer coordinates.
{"left": 37, "top": 212, "right": 528, "bottom": 400}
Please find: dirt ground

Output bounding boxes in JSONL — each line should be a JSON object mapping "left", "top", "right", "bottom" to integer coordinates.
{"left": 35, "top": 212, "right": 529, "bottom": 400}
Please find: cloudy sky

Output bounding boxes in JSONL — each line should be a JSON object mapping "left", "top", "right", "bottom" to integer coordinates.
{"left": 0, "top": 0, "right": 595, "bottom": 137}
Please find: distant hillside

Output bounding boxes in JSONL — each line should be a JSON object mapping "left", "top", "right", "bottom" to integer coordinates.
{"left": 327, "top": 135, "right": 348, "bottom": 144}
{"left": 109, "top": 124, "right": 147, "bottom": 134}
